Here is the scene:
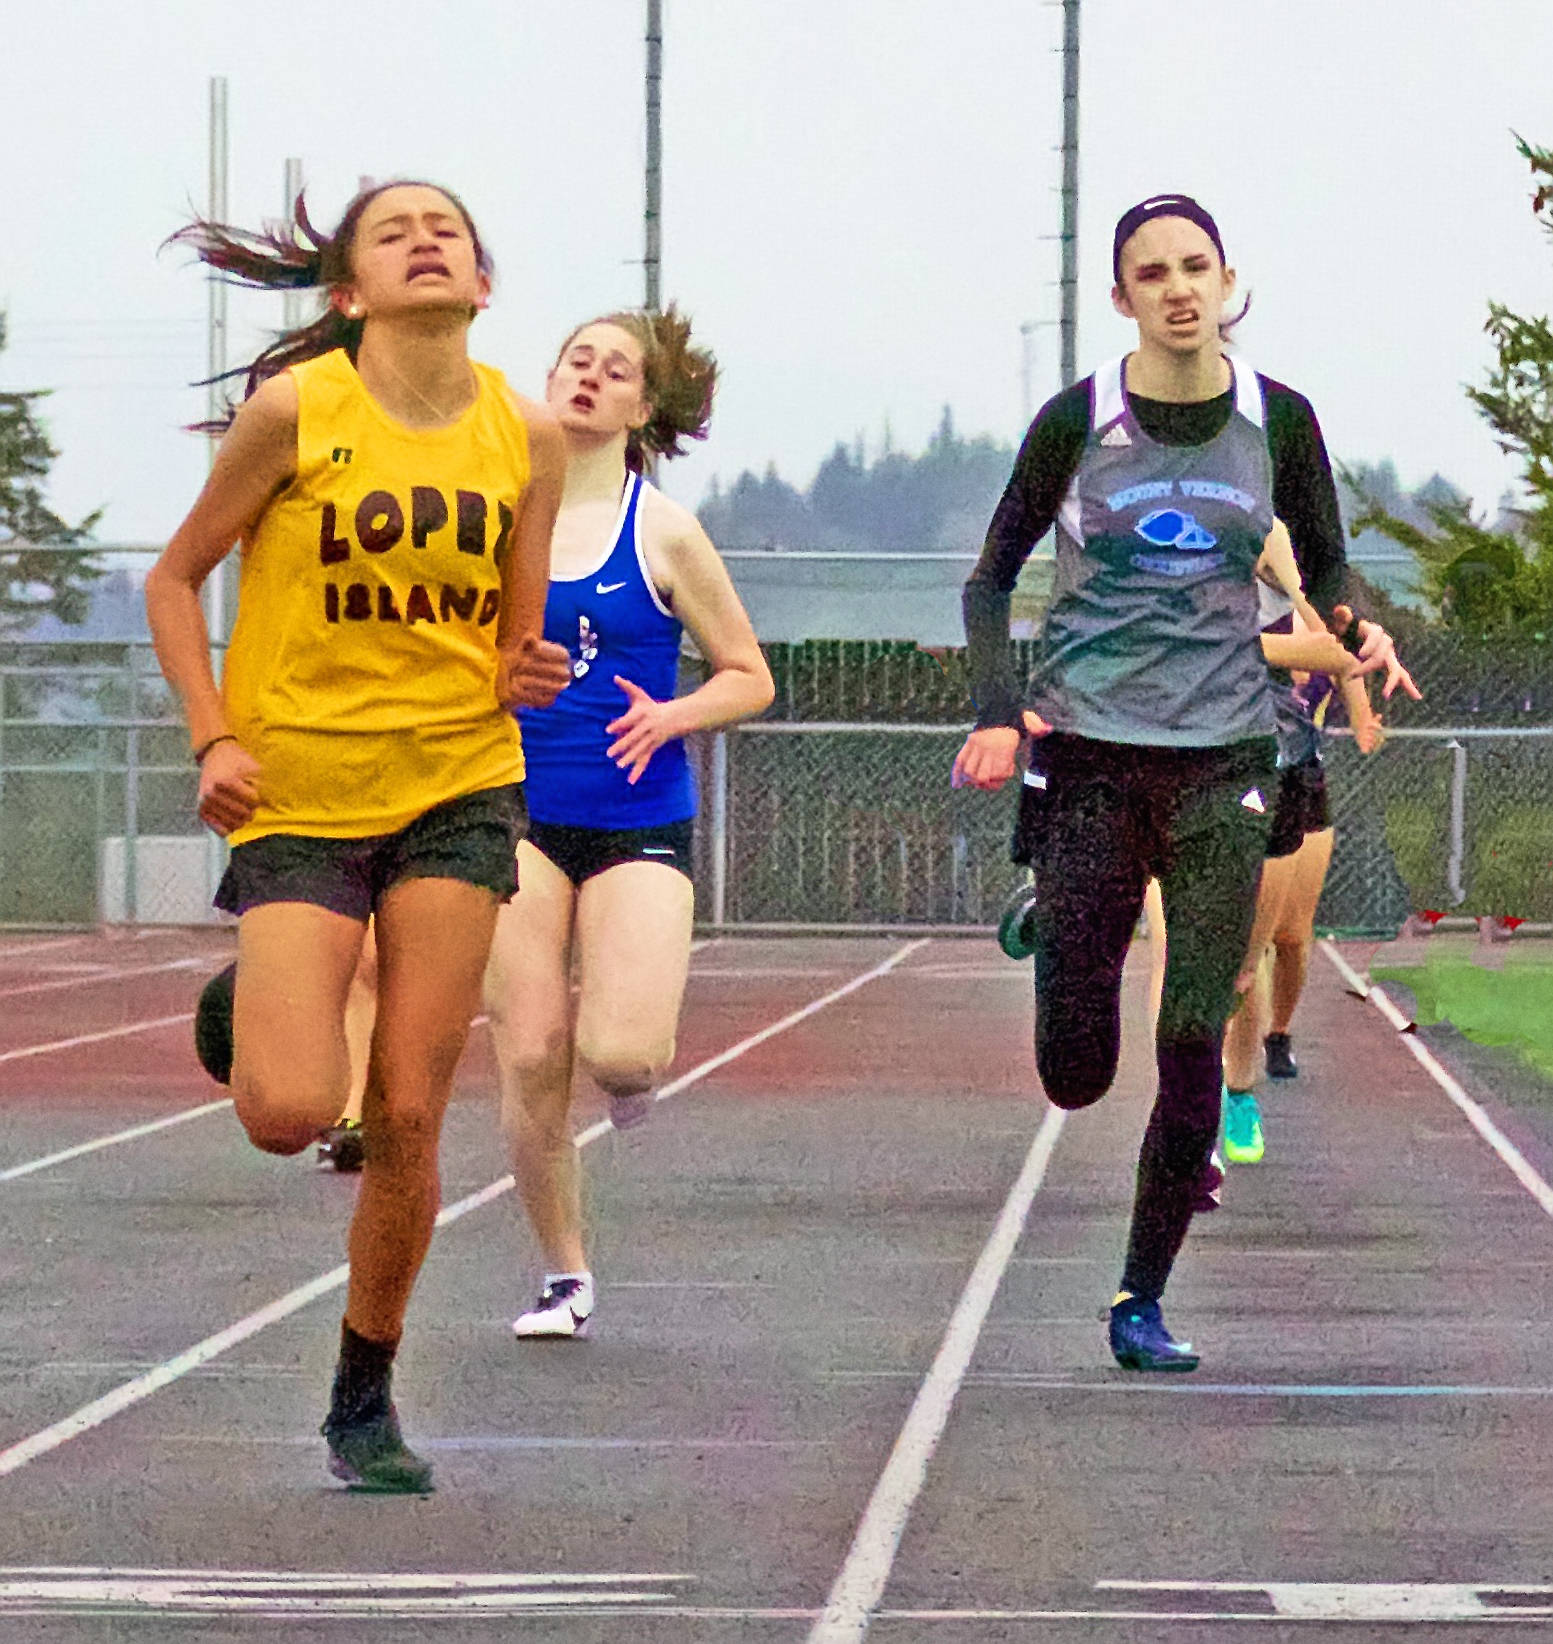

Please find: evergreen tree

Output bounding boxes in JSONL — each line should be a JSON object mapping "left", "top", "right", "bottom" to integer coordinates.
{"left": 0, "top": 315, "right": 103, "bottom": 635}
{"left": 1349, "top": 137, "right": 1553, "bottom": 638}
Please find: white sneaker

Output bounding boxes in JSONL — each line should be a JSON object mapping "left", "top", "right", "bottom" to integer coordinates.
{"left": 512, "top": 1275, "right": 594, "bottom": 1339}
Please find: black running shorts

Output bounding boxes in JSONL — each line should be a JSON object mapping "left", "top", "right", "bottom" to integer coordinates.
{"left": 1264, "top": 756, "right": 1329, "bottom": 860}
{"left": 214, "top": 784, "right": 528, "bottom": 920}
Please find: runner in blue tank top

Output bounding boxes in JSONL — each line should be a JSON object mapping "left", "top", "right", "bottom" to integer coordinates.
{"left": 956, "top": 196, "right": 1416, "bottom": 1374}
{"left": 484, "top": 307, "right": 773, "bottom": 1340}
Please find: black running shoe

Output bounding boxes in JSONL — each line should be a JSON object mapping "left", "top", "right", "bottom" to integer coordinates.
{"left": 1264, "top": 1031, "right": 1297, "bottom": 1079}
{"left": 1108, "top": 1297, "right": 1200, "bottom": 1373}
{"left": 322, "top": 1405, "right": 434, "bottom": 1494}
{"left": 317, "top": 1121, "right": 365, "bottom": 1173}
{"left": 193, "top": 962, "right": 236, "bottom": 1086}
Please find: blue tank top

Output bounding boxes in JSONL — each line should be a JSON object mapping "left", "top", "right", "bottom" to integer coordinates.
{"left": 517, "top": 472, "right": 696, "bottom": 827}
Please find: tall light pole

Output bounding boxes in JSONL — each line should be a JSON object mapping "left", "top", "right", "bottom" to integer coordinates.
{"left": 282, "top": 156, "right": 304, "bottom": 333}
{"left": 644, "top": 0, "right": 663, "bottom": 314}
{"left": 1058, "top": 0, "right": 1080, "bottom": 387}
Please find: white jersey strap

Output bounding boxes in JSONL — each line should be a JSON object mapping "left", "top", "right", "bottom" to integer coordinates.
{"left": 1230, "top": 355, "right": 1265, "bottom": 428}
{"left": 1091, "top": 357, "right": 1127, "bottom": 431}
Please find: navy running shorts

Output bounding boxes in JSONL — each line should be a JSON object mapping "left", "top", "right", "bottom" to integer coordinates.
{"left": 526, "top": 817, "right": 695, "bottom": 887}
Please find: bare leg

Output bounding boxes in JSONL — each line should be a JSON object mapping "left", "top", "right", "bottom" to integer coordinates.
{"left": 1269, "top": 827, "right": 1335, "bottom": 1034}
{"left": 232, "top": 904, "right": 367, "bottom": 1154}
{"left": 1144, "top": 877, "right": 1166, "bottom": 1034}
{"left": 1223, "top": 852, "right": 1298, "bottom": 1090}
{"left": 485, "top": 842, "right": 585, "bottom": 1274}
{"left": 573, "top": 861, "right": 695, "bottom": 1116}
{"left": 337, "top": 921, "right": 377, "bottom": 1126}
{"left": 344, "top": 875, "right": 498, "bottom": 1344}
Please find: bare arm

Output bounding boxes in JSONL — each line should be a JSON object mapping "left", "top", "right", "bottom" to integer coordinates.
{"left": 607, "top": 494, "right": 774, "bottom": 782}
{"left": 496, "top": 396, "right": 571, "bottom": 708}
{"left": 144, "top": 374, "right": 298, "bottom": 752}
{"left": 144, "top": 376, "right": 298, "bottom": 834}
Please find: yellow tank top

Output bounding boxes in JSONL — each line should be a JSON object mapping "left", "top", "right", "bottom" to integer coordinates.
{"left": 223, "top": 349, "right": 528, "bottom": 843}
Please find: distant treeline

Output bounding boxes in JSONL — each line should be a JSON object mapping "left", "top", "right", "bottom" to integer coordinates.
{"left": 697, "top": 414, "right": 1481, "bottom": 597}
{"left": 696, "top": 407, "right": 1014, "bottom": 553}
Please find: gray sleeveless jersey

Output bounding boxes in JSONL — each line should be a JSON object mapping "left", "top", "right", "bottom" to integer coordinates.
{"left": 1030, "top": 355, "right": 1276, "bottom": 746}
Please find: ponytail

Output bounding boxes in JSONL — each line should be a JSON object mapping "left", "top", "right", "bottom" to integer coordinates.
{"left": 166, "top": 180, "right": 491, "bottom": 429}
{"left": 557, "top": 304, "right": 717, "bottom": 470}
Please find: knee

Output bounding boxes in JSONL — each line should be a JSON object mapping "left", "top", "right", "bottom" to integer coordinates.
{"left": 1037, "top": 1054, "right": 1113, "bottom": 1111}
{"left": 577, "top": 1033, "right": 674, "bottom": 1099}
{"left": 233, "top": 1074, "right": 337, "bottom": 1156}
{"left": 502, "top": 1033, "right": 576, "bottom": 1140}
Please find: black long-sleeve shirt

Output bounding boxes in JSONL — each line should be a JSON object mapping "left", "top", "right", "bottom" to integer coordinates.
{"left": 963, "top": 372, "right": 1347, "bottom": 729}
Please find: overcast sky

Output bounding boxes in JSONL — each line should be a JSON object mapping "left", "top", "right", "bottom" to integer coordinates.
{"left": 3, "top": 0, "right": 1551, "bottom": 546}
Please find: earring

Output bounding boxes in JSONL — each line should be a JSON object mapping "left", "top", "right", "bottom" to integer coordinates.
{"left": 347, "top": 305, "right": 362, "bottom": 318}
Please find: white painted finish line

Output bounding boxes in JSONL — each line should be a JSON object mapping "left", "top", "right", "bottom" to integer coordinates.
{"left": 0, "top": 1567, "right": 691, "bottom": 1617}
{"left": 1103, "top": 1581, "right": 1553, "bottom": 1621}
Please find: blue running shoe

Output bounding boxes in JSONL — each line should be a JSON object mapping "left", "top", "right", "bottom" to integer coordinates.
{"left": 1223, "top": 1089, "right": 1265, "bottom": 1164}
{"left": 1108, "top": 1297, "right": 1200, "bottom": 1372}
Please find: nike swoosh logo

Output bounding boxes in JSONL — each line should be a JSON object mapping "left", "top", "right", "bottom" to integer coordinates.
{"left": 596, "top": 580, "right": 628, "bottom": 594}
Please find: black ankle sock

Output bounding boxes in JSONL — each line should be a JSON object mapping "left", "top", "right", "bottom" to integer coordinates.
{"left": 328, "top": 1320, "right": 398, "bottom": 1428}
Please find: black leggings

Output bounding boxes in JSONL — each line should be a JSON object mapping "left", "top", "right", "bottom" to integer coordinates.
{"left": 1016, "top": 734, "right": 1276, "bottom": 1301}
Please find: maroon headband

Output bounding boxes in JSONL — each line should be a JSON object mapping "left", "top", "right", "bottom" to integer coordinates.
{"left": 1112, "top": 194, "right": 1225, "bottom": 281}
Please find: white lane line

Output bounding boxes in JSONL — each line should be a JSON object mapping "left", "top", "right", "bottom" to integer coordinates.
{"left": 808, "top": 1105, "right": 1067, "bottom": 1644}
{"left": 0, "top": 936, "right": 715, "bottom": 1173}
{"left": 0, "top": 958, "right": 207, "bottom": 1002}
{"left": 0, "top": 1101, "right": 235, "bottom": 1184}
{"left": 1102, "top": 1580, "right": 1546, "bottom": 1622}
{"left": 0, "top": 940, "right": 928, "bottom": 1481}
{"left": 0, "top": 1013, "right": 194, "bottom": 1068}
{"left": 0, "top": 937, "right": 90, "bottom": 961}
{"left": 1320, "top": 940, "right": 1553, "bottom": 1222}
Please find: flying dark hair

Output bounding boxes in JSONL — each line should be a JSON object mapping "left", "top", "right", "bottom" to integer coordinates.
{"left": 165, "top": 179, "right": 491, "bottom": 429}
{"left": 556, "top": 305, "right": 716, "bottom": 471}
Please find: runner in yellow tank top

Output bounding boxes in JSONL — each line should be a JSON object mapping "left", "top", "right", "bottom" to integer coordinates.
{"left": 146, "top": 180, "right": 572, "bottom": 1495}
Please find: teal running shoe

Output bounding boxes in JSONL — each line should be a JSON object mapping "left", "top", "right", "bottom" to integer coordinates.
{"left": 997, "top": 880, "right": 1039, "bottom": 960}
{"left": 1223, "top": 1089, "right": 1265, "bottom": 1165}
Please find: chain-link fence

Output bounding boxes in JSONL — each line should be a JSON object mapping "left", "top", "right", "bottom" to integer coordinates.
{"left": 2, "top": 632, "right": 1550, "bottom": 934}
{"left": 686, "top": 721, "right": 1553, "bottom": 935}
{"left": 0, "top": 650, "right": 218, "bottom": 927}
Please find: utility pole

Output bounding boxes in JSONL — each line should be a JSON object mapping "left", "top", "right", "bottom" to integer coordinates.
{"left": 203, "top": 75, "right": 230, "bottom": 910}
{"left": 1020, "top": 322, "right": 1037, "bottom": 424}
{"left": 1058, "top": 0, "right": 1080, "bottom": 387}
{"left": 282, "top": 157, "right": 304, "bottom": 332}
{"left": 644, "top": 0, "right": 663, "bottom": 314}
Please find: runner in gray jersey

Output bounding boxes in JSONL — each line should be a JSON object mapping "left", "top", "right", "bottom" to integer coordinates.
{"left": 955, "top": 194, "right": 1414, "bottom": 1373}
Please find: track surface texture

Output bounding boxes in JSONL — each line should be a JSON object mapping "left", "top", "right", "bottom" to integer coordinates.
{"left": 1, "top": 928, "right": 1550, "bottom": 1641}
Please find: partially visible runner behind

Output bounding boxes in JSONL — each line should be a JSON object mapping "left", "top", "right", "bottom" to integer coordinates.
{"left": 486, "top": 307, "right": 773, "bottom": 1340}
{"left": 1143, "top": 550, "right": 1395, "bottom": 1169}
{"left": 956, "top": 193, "right": 1413, "bottom": 1375}
{"left": 146, "top": 181, "right": 571, "bottom": 1493}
